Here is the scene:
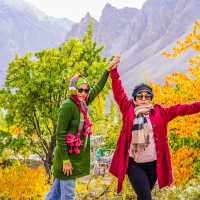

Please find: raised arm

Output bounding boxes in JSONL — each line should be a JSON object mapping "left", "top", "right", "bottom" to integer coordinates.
{"left": 161, "top": 101, "right": 200, "bottom": 122}
{"left": 87, "top": 70, "right": 109, "bottom": 105}
{"left": 110, "top": 67, "right": 129, "bottom": 113}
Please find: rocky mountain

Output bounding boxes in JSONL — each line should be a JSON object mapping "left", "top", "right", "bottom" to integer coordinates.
{"left": 67, "top": 0, "right": 200, "bottom": 96}
{"left": 0, "top": 0, "right": 74, "bottom": 86}
{"left": 66, "top": 12, "right": 98, "bottom": 40}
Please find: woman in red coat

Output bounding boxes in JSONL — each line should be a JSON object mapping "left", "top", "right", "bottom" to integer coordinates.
{"left": 108, "top": 56, "right": 200, "bottom": 200}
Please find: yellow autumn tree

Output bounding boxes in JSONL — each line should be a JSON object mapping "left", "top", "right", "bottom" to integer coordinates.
{"left": 151, "top": 20, "right": 200, "bottom": 185}
{"left": 0, "top": 162, "right": 49, "bottom": 199}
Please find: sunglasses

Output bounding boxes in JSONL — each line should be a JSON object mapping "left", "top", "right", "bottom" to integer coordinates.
{"left": 77, "top": 88, "right": 90, "bottom": 94}
{"left": 136, "top": 94, "right": 152, "bottom": 100}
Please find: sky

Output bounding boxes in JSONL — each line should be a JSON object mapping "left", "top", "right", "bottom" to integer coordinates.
{"left": 24, "top": 0, "right": 147, "bottom": 22}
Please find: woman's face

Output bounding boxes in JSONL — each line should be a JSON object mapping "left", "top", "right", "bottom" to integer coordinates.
{"left": 76, "top": 83, "right": 90, "bottom": 101}
{"left": 135, "top": 91, "right": 152, "bottom": 106}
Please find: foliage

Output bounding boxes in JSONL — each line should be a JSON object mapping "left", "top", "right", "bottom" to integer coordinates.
{"left": 1, "top": 164, "right": 199, "bottom": 200}
{"left": 162, "top": 21, "right": 200, "bottom": 58}
{"left": 75, "top": 173, "right": 200, "bottom": 200}
{"left": 0, "top": 162, "right": 49, "bottom": 200}
{"left": 96, "top": 100, "right": 122, "bottom": 152}
{"left": 0, "top": 23, "right": 110, "bottom": 176}
{"left": 152, "top": 21, "right": 200, "bottom": 138}
{"left": 151, "top": 21, "right": 200, "bottom": 184}
{"left": 81, "top": 20, "right": 200, "bottom": 197}
{"left": 1, "top": 16, "right": 200, "bottom": 200}
{"left": 154, "top": 179, "right": 200, "bottom": 200}
{"left": 194, "top": 156, "right": 200, "bottom": 180}
{"left": 76, "top": 174, "right": 135, "bottom": 200}
{"left": 169, "top": 131, "right": 200, "bottom": 151}
{"left": 172, "top": 146, "right": 200, "bottom": 185}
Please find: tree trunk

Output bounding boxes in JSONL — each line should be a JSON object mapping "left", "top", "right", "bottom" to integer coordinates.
{"left": 44, "top": 135, "right": 56, "bottom": 182}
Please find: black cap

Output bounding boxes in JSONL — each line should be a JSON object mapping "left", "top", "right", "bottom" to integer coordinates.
{"left": 132, "top": 83, "right": 153, "bottom": 100}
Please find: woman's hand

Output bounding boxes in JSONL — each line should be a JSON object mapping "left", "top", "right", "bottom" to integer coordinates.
{"left": 63, "top": 160, "right": 73, "bottom": 176}
{"left": 108, "top": 55, "right": 120, "bottom": 71}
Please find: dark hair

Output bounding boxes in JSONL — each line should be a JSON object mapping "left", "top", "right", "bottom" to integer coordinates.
{"left": 132, "top": 83, "right": 153, "bottom": 100}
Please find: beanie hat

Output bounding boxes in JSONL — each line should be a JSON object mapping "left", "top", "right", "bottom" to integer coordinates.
{"left": 68, "top": 75, "right": 90, "bottom": 94}
{"left": 76, "top": 78, "right": 90, "bottom": 88}
{"left": 132, "top": 83, "right": 153, "bottom": 100}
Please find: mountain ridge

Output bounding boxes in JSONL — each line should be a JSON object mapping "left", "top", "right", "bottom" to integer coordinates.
{"left": 66, "top": 0, "right": 200, "bottom": 93}
{"left": 0, "top": 0, "right": 74, "bottom": 86}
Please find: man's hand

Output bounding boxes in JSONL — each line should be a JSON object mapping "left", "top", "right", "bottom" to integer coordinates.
{"left": 63, "top": 160, "right": 73, "bottom": 176}
{"left": 108, "top": 55, "right": 120, "bottom": 71}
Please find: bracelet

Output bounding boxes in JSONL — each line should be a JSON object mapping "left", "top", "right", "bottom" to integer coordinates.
{"left": 63, "top": 160, "right": 71, "bottom": 164}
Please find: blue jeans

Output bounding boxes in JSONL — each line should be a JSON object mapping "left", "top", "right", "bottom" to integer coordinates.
{"left": 45, "top": 178, "right": 76, "bottom": 200}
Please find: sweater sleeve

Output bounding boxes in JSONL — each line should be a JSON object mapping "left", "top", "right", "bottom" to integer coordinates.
{"left": 56, "top": 102, "right": 73, "bottom": 160}
{"left": 110, "top": 68, "right": 129, "bottom": 113}
{"left": 162, "top": 101, "right": 200, "bottom": 123}
{"left": 87, "top": 70, "right": 109, "bottom": 105}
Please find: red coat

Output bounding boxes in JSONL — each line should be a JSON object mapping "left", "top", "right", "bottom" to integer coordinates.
{"left": 109, "top": 68, "right": 200, "bottom": 193}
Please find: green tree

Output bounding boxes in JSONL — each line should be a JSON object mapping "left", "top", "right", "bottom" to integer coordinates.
{"left": 0, "top": 24, "right": 110, "bottom": 178}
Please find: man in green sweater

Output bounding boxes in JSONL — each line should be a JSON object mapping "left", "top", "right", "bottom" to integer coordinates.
{"left": 46, "top": 67, "right": 111, "bottom": 200}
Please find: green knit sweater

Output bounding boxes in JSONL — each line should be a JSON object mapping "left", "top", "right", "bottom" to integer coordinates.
{"left": 52, "top": 70, "right": 109, "bottom": 180}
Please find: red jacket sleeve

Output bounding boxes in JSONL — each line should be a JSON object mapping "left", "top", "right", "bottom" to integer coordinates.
{"left": 162, "top": 101, "right": 200, "bottom": 122}
{"left": 110, "top": 68, "right": 129, "bottom": 113}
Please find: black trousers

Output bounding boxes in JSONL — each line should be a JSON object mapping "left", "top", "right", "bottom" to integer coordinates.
{"left": 127, "top": 158, "right": 157, "bottom": 200}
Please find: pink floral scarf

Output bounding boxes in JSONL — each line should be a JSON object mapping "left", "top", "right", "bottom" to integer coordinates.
{"left": 64, "top": 95, "right": 92, "bottom": 154}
